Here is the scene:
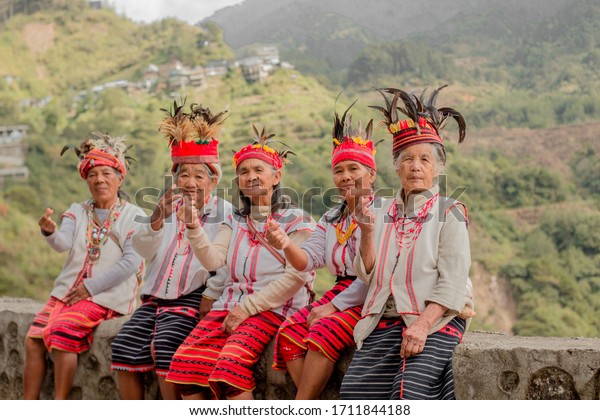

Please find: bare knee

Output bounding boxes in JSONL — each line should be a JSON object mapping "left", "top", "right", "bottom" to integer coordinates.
{"left": 25, "top": 337, "right": 47, "bottom": 359}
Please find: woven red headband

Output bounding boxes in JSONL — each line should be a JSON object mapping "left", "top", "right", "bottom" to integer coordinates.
{"left": 79, "top": 149, "right": 127, "bottom": 179}
{"left": 390, "top": 117, "right": 443, "bottom": 156}
{"left": 331, "top": 137, "right": 376, "bottom": 170}
{"left": 233, "top": 143, "right": 283, "bottom": 170}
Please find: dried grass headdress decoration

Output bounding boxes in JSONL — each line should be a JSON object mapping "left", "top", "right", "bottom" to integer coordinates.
{"left": 61, "top": 131, "right": 132, "bottom": 179}
{"left": 158, "top": 99, "right": 227, "bottom": 168}
{"left": 370, "top": 84, "right": 466, "bottom": 161}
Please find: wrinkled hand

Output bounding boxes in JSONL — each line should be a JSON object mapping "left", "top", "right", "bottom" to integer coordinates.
{"left": 64, "top": 284, "right": 91, "bottom": 306}
{"left": 266, "top": 219, "right": 291, "bottom": 250}
{"left": 352, "top": 195, "right": 375, "bottom": 234}
{"left": 176, "top": 196, "right": 200, "bottom": 229}
{"left": 199, "top": 296, "right": 215, "bottom": 319}
{"left": 458, "top": 305, "right": 477, "bottom": 320}
{"left": 307, "top": 302, "right": 338, "bottom": 328}
{"left": 222, "top": 305, "right": 250, "bottom": 334}
{"left": 151, "top": 185, "right": 183, "bottom": 230}
{"left": 400, "top": 321, "right": 428, "bottom": 358}
{"left": 39, "top": 208, "right": 57, "bottom": 236}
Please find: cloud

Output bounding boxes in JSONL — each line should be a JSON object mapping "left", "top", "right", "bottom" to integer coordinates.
{"left": 110, "top": 0, "right": 244, "bottom": 24}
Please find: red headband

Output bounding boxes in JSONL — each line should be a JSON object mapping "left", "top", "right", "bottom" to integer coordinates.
{"left": 331, "top": 136, "right": 376, "bottom": 170}
{"left": 79, "top": 149, "right": 127, "bottom": 179}
{"left": 233, "top": 143, "right": 283, "bottom": 170}
{"left": 171, "top": 138, "right": 220, "bottom": 164}
{"left": 391, "top": 117, "right": 443, "bottom": 156}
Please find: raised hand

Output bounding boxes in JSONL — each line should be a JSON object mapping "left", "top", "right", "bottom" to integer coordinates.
{"left": 38, "top": 208, "right": 57, "bottom": 236}
{"left": 352, "top": 194, "right": 375, "bottom": 234}
{"left": 176, "top": 195, "right": 200, "bottom": 229}
{"left": 150, "top": 184, "right": 183, "bottom": 231}
{"left": 266, "top": 219, "right": 291, "bottom": 250}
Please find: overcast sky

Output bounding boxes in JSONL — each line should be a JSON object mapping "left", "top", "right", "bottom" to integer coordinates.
{"left": 109, "top": 0, "right": 245, "bottom": 24}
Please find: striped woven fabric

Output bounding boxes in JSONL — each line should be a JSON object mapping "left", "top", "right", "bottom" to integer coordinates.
{"left": 27, "top": 296, "right": 117, "bottom": 353}
{"left": 392, "top": 125, "right": 442, "bottom": 156}
{"left": 273, "top": 278, "right": 362, "bottom": 370}
{"left": 111, "top": 288, "right": 204, "bottom": 376}
{"left": 340, "top": 317, "right": 465, "bottom": 400}
{"left": 167, "top": 309, "right": 284, "bottom": 398}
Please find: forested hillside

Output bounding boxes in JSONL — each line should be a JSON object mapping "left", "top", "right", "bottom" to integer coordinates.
{"left": 0, "top": 0, "right": 599, "bottom": 337}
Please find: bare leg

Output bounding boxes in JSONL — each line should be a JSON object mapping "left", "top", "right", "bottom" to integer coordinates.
{"left": 228, "top": 391, "right": 254, "bottom": 400}
{"left": 117, "top": 371, "right": 145, "bottom": 400}
{"left": 23, "top": 337, "right": 47, "bottom": 400}
{"left": 295, "top": 350, "right": 335, "bottom": 400}
{"left": 286, "top": 357, "right": 305, "bottom": 388}
{"left": 53, "top": 350, "right": 78, "bottom": 400}
{"left": 158, "top": 376, "right": 181, "bottom": 400}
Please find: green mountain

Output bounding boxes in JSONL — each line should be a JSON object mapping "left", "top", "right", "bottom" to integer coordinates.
{"left": 1, "top": 1, "right": 599, "bottom": 338}
{"left": 205, "top": 0, "right": 580, "bottom": 83}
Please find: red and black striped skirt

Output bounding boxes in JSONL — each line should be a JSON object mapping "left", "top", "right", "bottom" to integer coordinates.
{"left": 273, "top": 278, "right": 362, "bottom": 370}
{"left": 166, "top": 309, "right": 284, "bottom": 399}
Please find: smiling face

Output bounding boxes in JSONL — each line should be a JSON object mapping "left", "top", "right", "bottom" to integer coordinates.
{"left": 86, "top": 165, "right": 123, "bottom": 208}
{"left": 175, "top": 163, "right": 218, "bottom": 208}
{"left": 395, "top": 143, "right": 439, "bottom": 194}
{"left": 333, "top": 160, "right": 376, "bottom": 199}
{"left": 236, "top": 158, "right": 281, "bottom": 206}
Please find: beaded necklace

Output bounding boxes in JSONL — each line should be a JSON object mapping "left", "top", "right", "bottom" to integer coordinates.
{"left": 390, "top": 193, "right": 438, "bottom": 253}
{"left": 85, "top": 198, "right": 122, "bottom": 264}
{"left": 247, "top": 214, "right": 273, "bottom": 247}
{"left": 334, "top": 217, "right": 357, "bottom": 245}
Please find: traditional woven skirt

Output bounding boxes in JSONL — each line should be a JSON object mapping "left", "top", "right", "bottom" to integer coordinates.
{"left": 111, "top": 287, "right": 204, "bottom": 376}
{"left": 167, "top": 309, "right": 284, "bottom": 399}
{"left": 27, "top": 296, "right": 117, "bottom": 353}
{"left": 340, "top": 316, "right": 465, "bottom": 400}
{"left": 273, "top": 278, "right": 362, "bottom": 370}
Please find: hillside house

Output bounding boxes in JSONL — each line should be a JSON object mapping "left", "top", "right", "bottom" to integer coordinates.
{"left": 0, "top": 125, "right": 29, "bottom": 185}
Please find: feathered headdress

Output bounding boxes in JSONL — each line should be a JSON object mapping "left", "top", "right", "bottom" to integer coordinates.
{"left": 189, "top": 103, "right": 228, "bottom": 144}
{"left": 61, "top": 131, "right": 132, "bottom": 179}
{"left": 233, "top": 125, "right": 295, "bottom": 170}
{"left": 331, "top": 99, "right": 379, "bottom": 170}
{"left": 158, "top": 99, "right": 225, "bottom": 167}
{"left": 370, "top": 84, "right": 466, "bottom": 160}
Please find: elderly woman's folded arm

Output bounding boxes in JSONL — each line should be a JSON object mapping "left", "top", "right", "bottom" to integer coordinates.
{"left": 83, "top": 236, "right": 143, "bottom": 295}
{"left": 131, "top": 221, "right": 165, "bottom": 260}
{"left": 185, "top": 223, "right": 232, "bottom": 271}
{"left": 239, "top": 229, "right": 313, "bottom": 316}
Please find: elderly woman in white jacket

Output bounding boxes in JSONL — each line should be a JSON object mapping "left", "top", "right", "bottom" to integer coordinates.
{"left": 340, "top": 86, "right": 475, "bottom": 400}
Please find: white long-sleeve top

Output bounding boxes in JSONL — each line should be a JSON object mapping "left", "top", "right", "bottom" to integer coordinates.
{"left": 132, "top": 195, "right": 233, "bottom": 300}
{"left": 353, "top": 185, "right": 474, "bottom": 348}
{"left": 186, "top": 206, "right": 316, "bottom": 319}
{"left": 44, "top": 200, "right": 145, "bottom": 314}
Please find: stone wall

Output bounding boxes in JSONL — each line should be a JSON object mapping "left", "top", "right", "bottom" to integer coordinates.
{"left": 1, "top": 298, "right": 599, "bottom": 400}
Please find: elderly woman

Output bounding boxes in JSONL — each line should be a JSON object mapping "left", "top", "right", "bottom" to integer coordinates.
{"left": 24, "top": 133, "right": 144, "bottom": 400}
{"left": 111, "top": 103, "right": 233, "bottom": 400}
{"left": 340, "top": 86, "right": 475, "bottom": 400}
{"left": 166, "top": 126, "right": 316, "bottom": 400}
{"left": 266, "top": 104, "right": 377, "bottom": 399}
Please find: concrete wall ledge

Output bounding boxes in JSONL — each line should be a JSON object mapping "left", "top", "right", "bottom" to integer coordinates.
{"left": 1, "top": 298, "right": 599, "bottom": 399}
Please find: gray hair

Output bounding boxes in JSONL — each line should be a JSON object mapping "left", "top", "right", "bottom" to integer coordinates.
{"left": 393, "top": 143, "right": 446, "bottom": 183}
{"left": 173, "top": 163, "right": 222, "bottom": 182}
